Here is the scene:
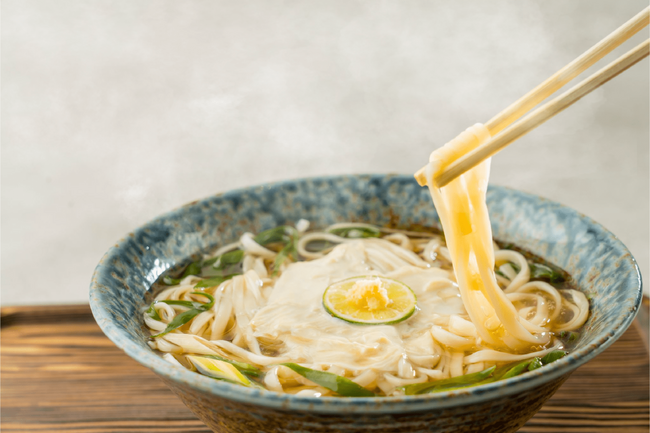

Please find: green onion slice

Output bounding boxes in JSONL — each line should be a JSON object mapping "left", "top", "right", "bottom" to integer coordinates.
{"left": 540, "top": 350, "right": 567, "bottom": 365}
{"left": 162, "top": 276, "right": 182, "bottom": 286}
{"left": 201, "top": 355, "right": 263, "bottom": 377}
{"left": 501, "top": 360, "right": 532, "bottom": 379}
{"left": 529, "top": 262, "right": 565, "bottom": 283}
{"left": 327, "top": 226, "right": 381, "bottom": 239}
{"left": 150, "top": 292, "right": 214, "bottom": 338}
{"left": 281, "top": 363, "right": 375, "bottom": 397}
{"left": 204, "top": 249, "right": 245, "bottom": 269}
{"left": 194, "top": 274, "right": 239, "bottom": 288}
{"left": 188, "top": 356, "right": 254, "bottom": 387}
{"left": 181, "top": 261, "right": 202, "bottom": 278}
{"left": 528, "top": 357, "right": 543, "bottom": 371}
{"left": 254, "top": 226, "right": 296, "bottom": 246}
{"left": 402, "top": 366, "right": 496, "bottom": 395}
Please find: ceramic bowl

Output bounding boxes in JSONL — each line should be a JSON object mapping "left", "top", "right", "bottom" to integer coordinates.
{"left": 89, "top": 174, "right": 642, "bottom": 433}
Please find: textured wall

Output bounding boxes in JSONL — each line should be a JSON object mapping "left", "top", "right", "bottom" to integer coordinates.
{"left": 3, "top": 0, "right": 648, "bottom": 305}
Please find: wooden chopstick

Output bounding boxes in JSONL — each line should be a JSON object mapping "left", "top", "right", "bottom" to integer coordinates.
{"left": 486, "top": 6, "right": 649, "bottom": 136}
{"left": 415, "top": 7, "right": 649, "bottom": 188}
{"left": 435, "top": 39, "right": 649, "bottom": 188}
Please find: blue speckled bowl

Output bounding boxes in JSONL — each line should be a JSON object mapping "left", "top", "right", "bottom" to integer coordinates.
{"left": 90, "top": 174, "right": 642, "bottom": 433}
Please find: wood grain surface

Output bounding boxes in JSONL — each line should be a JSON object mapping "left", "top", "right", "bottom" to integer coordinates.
{"left": 2, "top": 304, "right": 648, "bottom": 433}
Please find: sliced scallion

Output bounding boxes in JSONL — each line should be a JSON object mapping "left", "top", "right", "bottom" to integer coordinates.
{"left": 529, "top": 262, "right": 565, "bottom": 283}
{"left": 181, "top": 261, "right": 202, "bottom": 278}
{"left": 540, "top": 350, "right": 567, "bottom": 365}
{"left": 162, "top": 276, "right": 182, "bottom": 286}
{"left": 254, "top": 226, "right": 294, "bottom": 246}
{"left": 528, "top": 357, "right": 543, "bottom": 371}
{"left": 202, "top": 355, "right": 262, "bottom": 377}
{"left": 187, "top": 356, "right": 254, "bottom": 387}
{"left": 150, "top": 292, "right": 214, "bottom": 338}
{"left": 402, "top": 366, "right": 496, "bottom": 395}
{"left": 206, "top": 249, "right": 245, "bottom": 270}
{"left": 281, "top": 363, "right": 375, "bottom": 397}
{"left": 327, "top": 226, "right": 380, "bottom": 239}
{"left": 501, "top": 360, "right": 532, "bottom": 379}
{"left": 194, "top": 274, "right": 239, "bottom": 288}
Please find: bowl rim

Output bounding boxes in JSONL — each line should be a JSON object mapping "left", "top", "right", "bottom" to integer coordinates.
{"left": 89, "top": 174, "right": 643, "bottom": 414}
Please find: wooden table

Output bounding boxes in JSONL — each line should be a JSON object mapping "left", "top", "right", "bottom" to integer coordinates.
{"left": 2, "top": 304, "right": 648, "bottom": 433}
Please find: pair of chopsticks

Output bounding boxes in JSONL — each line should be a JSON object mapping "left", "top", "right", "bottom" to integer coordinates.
{"left": 416, "top": 7, "right": 650, "bottom": 188}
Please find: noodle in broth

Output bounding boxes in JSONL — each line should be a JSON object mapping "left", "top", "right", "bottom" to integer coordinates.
{"left": 144, "top": 123, "right": 588, "bottom": 397}
{"left": 144, "top": 222, "right": 587, "bottom": 396}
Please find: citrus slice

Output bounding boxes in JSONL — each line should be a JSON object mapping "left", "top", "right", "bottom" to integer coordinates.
{"left": 322, "top": 276, "right": 417, "bottom": 325}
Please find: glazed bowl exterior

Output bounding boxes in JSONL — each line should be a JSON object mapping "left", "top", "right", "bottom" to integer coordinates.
{"left": 89, "top": 174, "right": 642, "bottom": 433}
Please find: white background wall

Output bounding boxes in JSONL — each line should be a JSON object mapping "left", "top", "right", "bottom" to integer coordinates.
{"left": 3, "top": 0, "right": 648, "bottom": 305}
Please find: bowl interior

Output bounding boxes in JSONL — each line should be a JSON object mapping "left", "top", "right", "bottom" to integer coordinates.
{"left": 90, "top": 174, "right": 642, "bottom": 412}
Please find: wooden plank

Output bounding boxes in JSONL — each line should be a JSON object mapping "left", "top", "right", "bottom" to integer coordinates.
{"left": 1, "top": 304, "right": 648, "bottom": 433}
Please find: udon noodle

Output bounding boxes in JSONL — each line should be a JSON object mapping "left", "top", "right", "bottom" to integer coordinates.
{"left": 144, "top": 123, "right": 588, "bottom": 397}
